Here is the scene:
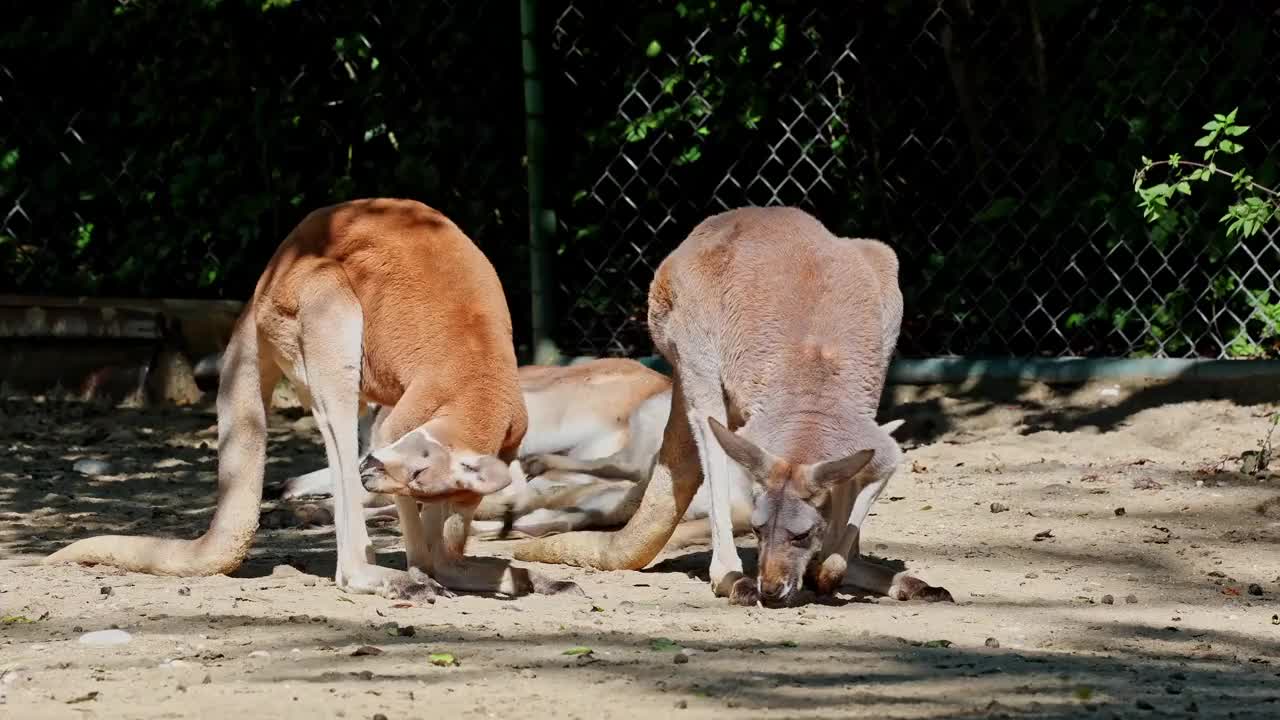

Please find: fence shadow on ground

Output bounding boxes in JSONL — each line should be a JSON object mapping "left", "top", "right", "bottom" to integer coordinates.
{"left": 882, "top": 370, "right": 1280, "bottom": 448}
{"left": 4, "top": 607, "right": 1277, "bottom": 717}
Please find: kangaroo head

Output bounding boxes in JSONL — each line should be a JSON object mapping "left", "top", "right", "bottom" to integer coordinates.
{"left": 706, "top": 416, "right": 877, "bottom": 606}
{"left": 359, "top": 428, "right": 512, "bottom": 502}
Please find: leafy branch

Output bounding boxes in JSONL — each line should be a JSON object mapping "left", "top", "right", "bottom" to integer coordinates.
{"left": 1134, "top": 108, "right": 1280, "bottom": 358}
{"left": 1133, "top": 108, "right": 1278, "bottom": 238}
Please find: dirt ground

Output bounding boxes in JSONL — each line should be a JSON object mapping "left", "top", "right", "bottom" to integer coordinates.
{"left": 2, "top": 377, "right": 1279, "bottom": 719}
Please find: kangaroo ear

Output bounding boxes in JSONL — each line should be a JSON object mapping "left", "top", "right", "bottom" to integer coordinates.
{"left": 706, "top": 416, "right": 779, "bottom": 479}
{"left": 805, "top": 449, "right": 875, "bottom": 494}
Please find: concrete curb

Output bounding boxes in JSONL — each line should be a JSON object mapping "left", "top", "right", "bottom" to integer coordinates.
{"left": 624, "top": 355, "right": 1280, "bottom": 384}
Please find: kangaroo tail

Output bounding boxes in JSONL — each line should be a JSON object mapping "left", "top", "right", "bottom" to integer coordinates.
{"left": 44, "top": 307, "right": 269, "bottom": 576}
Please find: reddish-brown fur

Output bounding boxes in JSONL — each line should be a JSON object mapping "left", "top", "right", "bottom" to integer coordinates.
{"left": 45, "top": 199, "right": 532, "bottom": 592}
{"left": 260, "top": 199, "right": 525, "bottom": 456}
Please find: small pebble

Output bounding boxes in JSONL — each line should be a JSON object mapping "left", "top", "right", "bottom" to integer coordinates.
{"left": 1025, "top": 572, "right": 1039, "bottom": 579}
{"left": 1125, "top": 594, "right": 1138, "bottom": 604}
{"left": 990, "top": 502, "right": 1009, "bottom": 513}
{"left": 984, "top": 637, "right": 1000, "bottom": 648}
{"left": 73, "top": 459, "right": 113, "bottom": 476}
{"left": 1248, "top": 583, "right": 1263, "bottom": 596}
{"left": 248, "top": 650, "right": 270, "bottom": 658}
{"left": 99, "top": 586, "right": 113, "bottom": 597}
{"left": 1136, "top": 699, "right": 1155, "bottom": 710}
{"left": 673, "top": 652, "right": 689, "bottom": 665}
{"left": 373, "top": 715, "right": 388, "bottom": 720}
{"left": 73, "top": 626, "right": 84, "bottom": 633}
{"left": 79, "top": 629, "right": 132, "bottom": 646}
{"left": 1114, "top": 507, "right": 1126, "bottom": 516}
{"left": 202, "top": 675, "right": 212, "bottom": 685}
{"left": 674, "top": 700, "right": 688, "bottom": 709}
{"left": 178, "top": 587, "right": 191, "bottom": 596}
{"left": 1101, "top": 594, "right": 1114, "bottom": 605}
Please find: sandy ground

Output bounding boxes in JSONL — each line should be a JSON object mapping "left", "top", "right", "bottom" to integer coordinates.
{"left": 2, "top": 378, "right": 1279, "bottom": 719}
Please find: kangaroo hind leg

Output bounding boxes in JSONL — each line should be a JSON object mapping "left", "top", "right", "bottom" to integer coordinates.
{"left": 297, "top": 264, "right": 441, "bottom": 601}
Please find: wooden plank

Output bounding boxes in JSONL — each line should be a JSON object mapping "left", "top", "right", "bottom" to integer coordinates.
{"left": 0, "top": 304, "right": 162, "bottom": 339}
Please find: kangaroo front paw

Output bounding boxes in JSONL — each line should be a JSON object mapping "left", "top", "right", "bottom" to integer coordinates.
{"left": 713, "top": 571, "right": 759, "bottom": 606}
{"left": 729, "top": 576, "right": 760, "bottom": 606}
{"left": 809, "top": 555, "right": 847, "bottom": 596}
{"left": 915, "top": 585, "right": 954, "bottom": 603}
{"left": 531, "top": 575, "right": 585, "bottom": 596}
{"left": 891, "top": 575, "right": 955, "bottom": 603}
{"left": 379, "top": 568, "right": 453, "bottom": 603}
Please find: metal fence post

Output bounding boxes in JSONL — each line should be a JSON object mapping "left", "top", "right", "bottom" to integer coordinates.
{"left": 521, "top": 0, "right": 560, "bottom": 365}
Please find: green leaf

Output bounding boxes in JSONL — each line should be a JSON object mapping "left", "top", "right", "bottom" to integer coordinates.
{"left": 562, "top": 646, "right": 594, "bottom": 656}
{"left": 1174, "top": 181, "right": 1192, "bottom": 195}
{"left": 1202, "top": 120, "right": 1221, "bottom": 131}
{"left": 74, "top": 223, "right": 95, "bottom": 251}
{"left": 1219, "top": 140, "right": 1243, "bottom": 154}
{"left": 2, "top": 615, "right": 35, "bottom": 624}
{"left": 674, "top": 146, "right": 702, "bottom": 166}
{"left": 649, "top": 637, "right": 682, "bottom": 652}
{"left": 1226, "top": 107, "right": 1238, "bottom": 123}
{"left": 1065, "top": 312, "right": 1087, "bottom": 329}
{"left": 0, "top": 148, "right": 18, "bottom": 172}
{"left": 769, "top": 21, "right": 787, "bottom": 51}
{"left": 1224, "top": 124, "right": 1250, "bottom": 136}
{"left": 428, "top": 652, "right": 458, "bottom": 667}
{"left": 1194, "top": 134, "right": 1214, "bottom": 147}
{"left": 645, "top": 40, "right": 662, "bottom": 58}
{"left": 972, "top": 196, "right": 1018, "bottom": 223}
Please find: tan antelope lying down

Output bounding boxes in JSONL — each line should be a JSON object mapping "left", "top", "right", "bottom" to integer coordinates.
{"left": 280, "top": 357, "right": 690, "bottom": 537}
{"left": 280, "top": 358, "right": 738, "bottom": 545}
{"left": 283, "top": 357, "right": 905, "bottom": 549}
{"left": 45, "top": 198, "right": 576, "bottom": 600}
{"left": 515, "top": 206, "right": 952, "bottom": 607}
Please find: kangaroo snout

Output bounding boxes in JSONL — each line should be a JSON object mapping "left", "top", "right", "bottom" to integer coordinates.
{"left": 757, "top": 577, "right": 796, "bottom": 606}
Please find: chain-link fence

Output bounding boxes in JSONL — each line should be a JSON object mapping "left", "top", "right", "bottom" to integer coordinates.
{"left": 546, "top": 1, "right": 1280, "bottom": 360}
{"left": 1, "top": 0, "right": 532, "bottom": 344}
{"left": 2, "top": 2, "right": 1278, "bottom": 362}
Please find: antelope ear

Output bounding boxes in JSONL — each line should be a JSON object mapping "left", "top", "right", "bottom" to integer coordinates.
{"left": 805, "top": 449, "right": 875, "bottom": 494}
{"left": 879, "top": 419, "right": 905, "bottom": 437}
{"left": 466, "top": 455, "right": 515, "bottom": 496}
{"left": 706, "top": 416, "right": 779, "bottom": 479}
